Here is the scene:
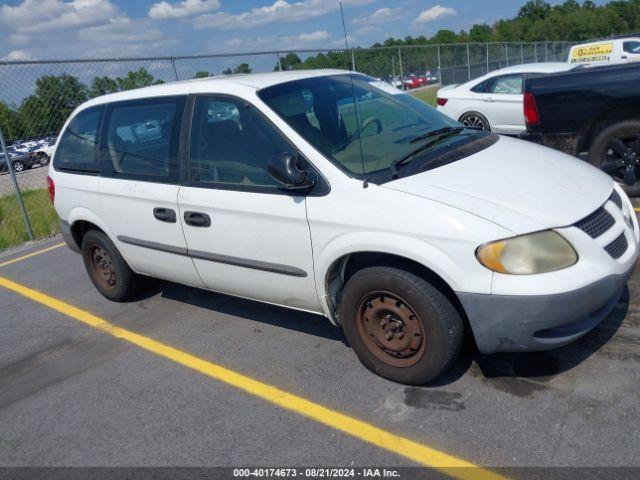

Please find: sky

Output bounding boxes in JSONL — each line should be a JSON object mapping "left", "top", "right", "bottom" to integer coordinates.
{"left": 0, "top": 0, "right": 609, "bottom": 62}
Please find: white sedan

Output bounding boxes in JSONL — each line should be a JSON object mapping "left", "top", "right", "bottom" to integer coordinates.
{"left": 436, "top": 62, "right": 577, "bottom": 135}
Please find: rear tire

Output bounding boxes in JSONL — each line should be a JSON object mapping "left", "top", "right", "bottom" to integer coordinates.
{"left": 459, "top": 111, "right": 490, "bottom": 131}
{"left": 589, "top": 120, "right": 640, "bottom": 197}
{"left": 340, "top": 266, "right": 463, "bottom": 385}
{"left": 82, "top": 229, "right": 140, "bottom": 302}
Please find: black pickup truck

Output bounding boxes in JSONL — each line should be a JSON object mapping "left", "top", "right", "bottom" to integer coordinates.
{"left": 520, "top": 62, "right": 640, "bottom": 194}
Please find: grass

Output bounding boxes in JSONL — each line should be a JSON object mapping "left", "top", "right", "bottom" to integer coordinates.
{"left": 0, "top": 188, "right": 59, "bottom": 251}
{"left": 411, "top": 85, "right": 439, "bottom": 107}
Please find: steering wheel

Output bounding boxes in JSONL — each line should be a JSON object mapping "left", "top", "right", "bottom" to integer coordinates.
{"left": 351, "top": 117, "right": 383, "bottom": 140}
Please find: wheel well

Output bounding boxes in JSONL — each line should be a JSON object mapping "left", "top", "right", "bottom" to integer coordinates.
{"left": 70, "top": 220, "right": 104, "bottom": 250}
{"left": 580, "top": 107, "right": 640, "bottom": 153}
{"left": 325, "top": 252, "right": 468, "bottom": 328}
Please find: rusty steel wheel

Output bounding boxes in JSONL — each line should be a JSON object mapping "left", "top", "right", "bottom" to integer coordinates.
{"left": 88, "top": 245, "right": 117, "bottom": 291}
{"left": 340, "top": 266, "right": 463, "bottom": 385}
{"left": 356, "top": 291, "right": 426, "bottom": 368}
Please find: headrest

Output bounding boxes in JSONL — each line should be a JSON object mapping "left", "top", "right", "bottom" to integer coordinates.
{"left": 269, "top": 91, "right": 307, "bottom": 117}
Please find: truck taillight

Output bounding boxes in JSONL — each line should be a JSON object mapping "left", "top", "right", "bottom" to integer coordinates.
{"left": 524, "top": 92, "right": 539, "bottom": 126}
{"left": 47, "top": 175, "right": 55, "bottom": 203}
{"left": 436, "top": 97, "right": 448, "bottom": 106}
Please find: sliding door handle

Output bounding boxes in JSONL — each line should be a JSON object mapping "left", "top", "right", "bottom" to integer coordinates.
{"left": 184, "top": 211, "right": 211, "bottom": 227}
{"left": 153, "top": 207, "right": 176, "bottom": 223}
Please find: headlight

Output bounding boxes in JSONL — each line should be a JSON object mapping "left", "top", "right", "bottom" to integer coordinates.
{"left": 476, "top": 230, "right": 577, "bottom": 275}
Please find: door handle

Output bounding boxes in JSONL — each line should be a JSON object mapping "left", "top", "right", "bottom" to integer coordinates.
{"left": 153, "top": 207, "right": 176, "bottom": 223}
{"left": 184, "top": 211, "right": 211, "bottom": 227}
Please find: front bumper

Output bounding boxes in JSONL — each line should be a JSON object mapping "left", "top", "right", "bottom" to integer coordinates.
{"left": 458, "top": 265, "right": 634, "bottom": 354}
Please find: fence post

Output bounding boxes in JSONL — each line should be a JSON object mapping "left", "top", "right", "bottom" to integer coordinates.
{"left": 466, "top": 43, "right": 471, "bottom": 81}
{"left": 545, "top": 42, "right": 548, "bottom": 61}
{"left": 486, "top": 43, "right": 489, "bottom": 73}
{"left": 437, "top": 45, "right": 441, "bottom": 85}
{"left": 520, "top": 43, "right": 524, "bottom": 64}
{"left": 170, "top": 57, "right": 179, "bottom": 81}
{"left": 398, "top": 47, "right": 404, "bottom": 90}
{"left": 0, "top": 126, "right": 34, "bottom": 241}
{"left": 391, "top": 55, "right": 395, "bottom": 81}
{"left": 505, "top": 43, "right": 509, "bottom": 67}
{"left": 276, "top": 52, "right": 282, "bottom": 71}
{"left": 534, "top": 42, "right": 538, "bottom": 62}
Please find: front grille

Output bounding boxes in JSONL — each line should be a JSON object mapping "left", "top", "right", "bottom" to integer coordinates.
{"left": 604, "top": 233, "right": 628, "bottom": 259}
{"left": 574, "top": 207, "right": 615, "bottom": 239}
{"left": 609, "top": 189, "right": 622, "bottom": 210}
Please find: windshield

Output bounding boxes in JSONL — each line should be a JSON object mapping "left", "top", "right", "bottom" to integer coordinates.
{"left": 258, "top": 74, "right": 465, "bottom": 178}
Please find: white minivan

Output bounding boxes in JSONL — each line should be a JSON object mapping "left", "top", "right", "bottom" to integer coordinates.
{"left": 49, "top": 70, "right": 638, "bottom": 384}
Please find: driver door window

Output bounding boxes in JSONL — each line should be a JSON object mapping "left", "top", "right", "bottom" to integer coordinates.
{"left": 189, "top": 97, "right": 290, "bottom": 190}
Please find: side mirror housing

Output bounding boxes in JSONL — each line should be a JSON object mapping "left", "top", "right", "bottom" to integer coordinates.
{"left": 267, "top": 153, "right": 316, "bottom": 191}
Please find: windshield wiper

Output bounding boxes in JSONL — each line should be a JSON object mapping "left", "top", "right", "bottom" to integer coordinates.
{"left": 409, "top": 126, "right": 463, "bottom": 144}
{"left": 389, "top": 127, "right": 464, "bottom": 179}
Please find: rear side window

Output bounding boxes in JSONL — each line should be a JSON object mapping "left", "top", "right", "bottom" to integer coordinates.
{"left": 486, "top": 74, "right": 523, "bottom": 94}
{"left": 54, "top": 106, "right": 104, "bottom": 172}
{"left": 102, "top": 96, "right": 185, "bottom": 183}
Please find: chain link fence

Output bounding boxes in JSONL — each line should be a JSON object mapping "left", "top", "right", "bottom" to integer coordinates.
{"left": 0, "top": 41, "right": 573, "bottom": 251}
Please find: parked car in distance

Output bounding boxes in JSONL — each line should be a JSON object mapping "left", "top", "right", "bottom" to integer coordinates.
{"left": 0, "top": 149, "right": 36, "bottom": 174}
{"left": 436, "top": 62, "right": 577, "bottom": 135}
{"left": 520, "top": 62, "right": 640, "bottom": 195}
{"left": 50, "top": 70, "right": 638, "bottom": 385}
{"left": 32, "top": 138, "right": 57, "bottom": 165}
{"left": 568, "top": 37, "right": 640, "bottom": 65}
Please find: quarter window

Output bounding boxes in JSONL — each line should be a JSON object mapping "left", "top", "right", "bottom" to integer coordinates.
{"left": 54, "top": 106, "right": 104, "bottom": 172}
{"left": 103, "top": 97, "right": 185, "bottom": 181}
{"left": 189, "top": 97, "right": 290, "bottom": 189}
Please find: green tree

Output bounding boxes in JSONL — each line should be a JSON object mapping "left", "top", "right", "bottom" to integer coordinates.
{"left": 116, "top": 68, "right": 164, "bottom": 90}
{"left": 274, "top": 53, "right": 302, "bottom": 71}
{"left": 89, "top": 76, "right": 118, "bottom": 98}
{"left": 0, "top": 101, "right": 18, "bottom": 143}
{"left": 193, "top": 70, "right": 211, "bottom": 78}
{"left": 469, "top": 24, "right": 493, "bottom": 42}
{"left": 222, "top": 68, "right": 233, "bottom": 75}
{"left": 233, "top": 63, "right": 253, "bottom": 74}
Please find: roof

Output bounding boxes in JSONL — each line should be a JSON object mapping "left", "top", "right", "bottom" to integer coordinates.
{"left": 80, "top": 69, "right": 349, "bottom": 109}
{"left": 483, "top": 62, "right": 575, "bottom": 75}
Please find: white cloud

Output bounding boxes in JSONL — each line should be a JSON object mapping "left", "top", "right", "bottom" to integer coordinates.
{"left": 413, "top": 5, "right": 456, "bottom": 24}
{"left": 195, "top": 0, "right": 374, "bottom": 30}
{"left": 78, "top": 18, "right": 170, "bottom": 57}
{"left": 0, "top": 0, "right": 121, "bottom": 34}
{"left": 149, "top": 0, "right": 220, "bottom": 20}
{"left": 298, "top": 30, "right": 330, "bottom": 42}
{"left": 3, "top": 50, "right": 34, "bottom": 61}
{"left": 353, "top": 7, "right": 402, "bottom": 25}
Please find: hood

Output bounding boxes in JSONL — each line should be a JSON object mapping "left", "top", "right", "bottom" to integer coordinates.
{"left": 382, "top": 136, "right": 613, "bottom": 234}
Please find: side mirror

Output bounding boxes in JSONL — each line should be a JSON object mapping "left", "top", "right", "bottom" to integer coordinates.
{"left": 267, "top": 153, "right": 316, "bottom": 191}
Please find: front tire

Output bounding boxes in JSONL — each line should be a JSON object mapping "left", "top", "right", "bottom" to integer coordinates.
{"left": 11, "top": 160, "right": 25, "bottom": 173}
{"left": 82, "top": 229, "right": 140, "bottom": 302}
{"left": 340, "top": 266, "right": 463, "bottom": 385}
{"left": 589, "top": 120, "right": 640, "bottom": 196}
{"left": 459, "top": 111, "right": 490, "bottom": 131}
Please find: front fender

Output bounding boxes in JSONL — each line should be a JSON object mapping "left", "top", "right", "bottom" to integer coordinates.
{"left": 314, "top": 230, "right": 493, "bottom": 301}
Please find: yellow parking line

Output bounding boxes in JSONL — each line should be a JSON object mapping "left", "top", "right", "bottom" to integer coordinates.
{"left": 0, "top": 242, "right": 65, "bottom": 268}
{"left": 634, "top": 208, "right": 640, "bottom": 212}
{"left": 0, "top": 274, "right": 506, "bottom": 480}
